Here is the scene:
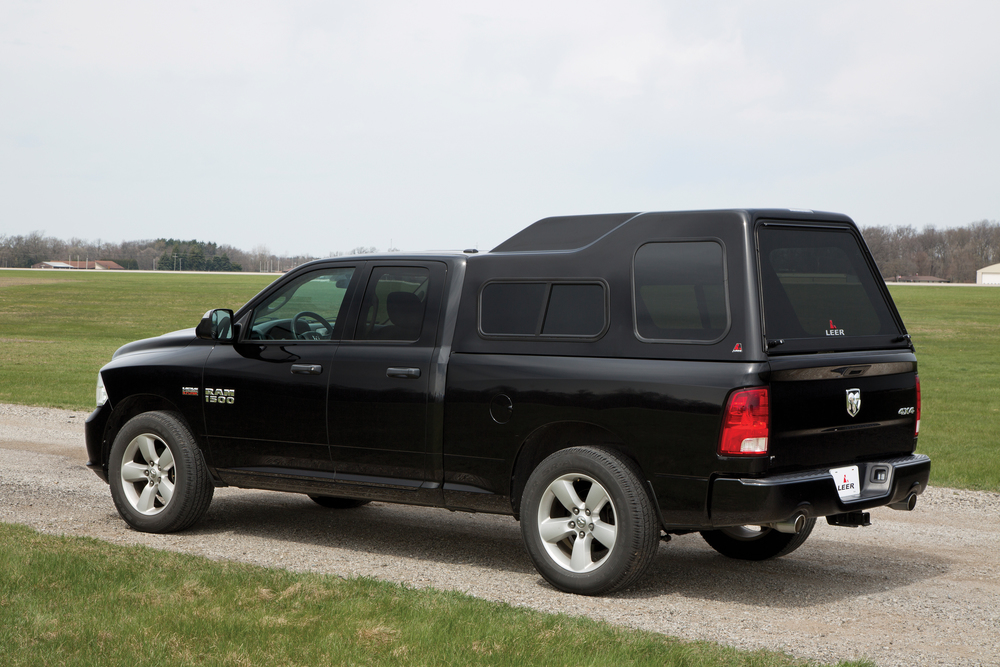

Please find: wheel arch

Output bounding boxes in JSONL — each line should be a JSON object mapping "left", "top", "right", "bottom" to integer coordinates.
{"left": 509, "top": 421, "right": 653, "bottom": 518}
{"left": 103, "top": 395, "right": 194, "bottom": 467}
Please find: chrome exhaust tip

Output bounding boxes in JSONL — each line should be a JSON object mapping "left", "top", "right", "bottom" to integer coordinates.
{"left": 770, "top": 513, "right": 806, "bottom": 534}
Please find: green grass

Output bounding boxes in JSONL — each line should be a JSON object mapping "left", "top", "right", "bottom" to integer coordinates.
{"left": 0, "top": 524, "right": 867, "bottom": 667}
{"left": 888, "top": 285, "right": 1000, "bottom": 491}
{"left": 0, "top": 269, "right": 275, "bottom": 408}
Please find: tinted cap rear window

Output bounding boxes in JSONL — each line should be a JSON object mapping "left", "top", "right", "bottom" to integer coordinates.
{"left": 758, "top": 225, "right": 905, "bottom": 353}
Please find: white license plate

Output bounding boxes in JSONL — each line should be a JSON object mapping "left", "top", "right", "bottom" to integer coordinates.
{"left": 830, "top": 465, "right": 862, "bottom": 501}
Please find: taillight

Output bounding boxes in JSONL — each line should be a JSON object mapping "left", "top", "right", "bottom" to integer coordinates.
{"left": 719, "top": 387, "right": 769, "bottom": 456}
{"left": 915, "top": 375, "right": 921, "bottom": 438}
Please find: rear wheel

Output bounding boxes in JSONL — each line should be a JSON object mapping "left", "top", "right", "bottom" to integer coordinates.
{"left": 700, "top": 519, "right": 816, "bottom": 560}
{"left": 520, "top": 446, "right": 659, "bottom": 596}
{"left": 108, "top": 411, "right": 214, "bottom": 533}
{"left": 308, "top": 495, "right": 370, "bottom": 509}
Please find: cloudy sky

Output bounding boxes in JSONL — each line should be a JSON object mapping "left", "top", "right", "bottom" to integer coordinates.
{"left": 2, "top": 1, "right": 999, "bottom": 256}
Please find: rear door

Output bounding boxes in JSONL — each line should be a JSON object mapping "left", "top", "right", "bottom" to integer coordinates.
{"left": 757, "top": 224, "right": 919, "bottom": 471}
{"left": 327, "top": 262, "right": 447, "bottom": 488}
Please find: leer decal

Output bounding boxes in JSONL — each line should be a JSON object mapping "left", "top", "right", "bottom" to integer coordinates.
{"left": 836, "top": 473, "right": 856, "bottom": 494}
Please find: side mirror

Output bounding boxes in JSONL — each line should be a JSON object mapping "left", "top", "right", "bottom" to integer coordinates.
{"left": 195, "top": 309, "right": 235, "bottom": 341}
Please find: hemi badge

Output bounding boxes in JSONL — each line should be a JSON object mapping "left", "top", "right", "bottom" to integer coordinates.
{"left": 182, "top": 386, "right": 199, "bottom": 396}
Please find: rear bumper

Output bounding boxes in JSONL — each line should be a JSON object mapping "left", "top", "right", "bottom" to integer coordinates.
{"left": 709, "top": 454, "right": 930, "bottom": 527}
{"left": 85, "top": 404, "right": 111, "bottom": 483}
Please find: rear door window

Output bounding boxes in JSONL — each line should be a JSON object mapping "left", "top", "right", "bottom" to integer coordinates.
{"left": 757, "top": 225, "right": 905, "bottom": 353}
{"left": 355, "top": 267, "right": 431, "bottom": 342}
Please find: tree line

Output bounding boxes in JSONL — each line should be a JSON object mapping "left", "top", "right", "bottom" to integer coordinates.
{"left": 0, "top": 233, "right": 332, "bottom": 273}
{"left": 860, "top": 219, "right": 1000, "bottom": 283}
{"left": 2, "top": 222, "right": 997, "bottom": 281}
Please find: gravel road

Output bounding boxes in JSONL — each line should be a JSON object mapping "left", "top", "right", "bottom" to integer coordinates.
{"left": 1, "top": 402, "right": 998, "bottom": 666}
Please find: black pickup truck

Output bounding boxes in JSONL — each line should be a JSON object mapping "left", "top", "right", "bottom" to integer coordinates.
{"left": 86, "top": 209, "right": 929, "bottom": 595}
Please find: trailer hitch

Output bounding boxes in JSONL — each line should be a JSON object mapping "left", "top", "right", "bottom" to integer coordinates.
{"left": 826, "top": 511, "right": 872, "bottom": 528}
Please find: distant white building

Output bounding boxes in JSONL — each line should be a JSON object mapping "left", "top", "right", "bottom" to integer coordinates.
{"left": 31, "top": 261, "right": 75, "bottom": 269}
{"left": 977, "top": 263, "right": 1000, "bottom": 285}
{"left": 32, "top": 260, "right": 125, "bottom": 270}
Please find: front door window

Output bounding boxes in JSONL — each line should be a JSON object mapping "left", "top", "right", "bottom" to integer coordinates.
{"left": 249, "top": 267, "right": 355, "bottom": 341}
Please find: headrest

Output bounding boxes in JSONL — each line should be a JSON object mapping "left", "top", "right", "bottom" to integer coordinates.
{"left": 386, "top": 291, "right": 424, "bottom": 333}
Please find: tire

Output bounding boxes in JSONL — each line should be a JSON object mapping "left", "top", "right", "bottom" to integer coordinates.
{"left": 519, "top": 446, "right": 659, "bottom": 596}
{"left": 308, "top": 495, "right": 371, "bottom": 509}
{"left": 108, "top": 411, "right": 214, "bottom": 533}
{"left": 699, "top": 519, "right": 816, "bottom": 560}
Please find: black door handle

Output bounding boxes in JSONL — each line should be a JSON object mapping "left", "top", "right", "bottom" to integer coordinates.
{"left": 386, "top": 367, "right": 421, "bottom": 379}
{"left": 291, "top": 364, "right": 323, "bottom": 375}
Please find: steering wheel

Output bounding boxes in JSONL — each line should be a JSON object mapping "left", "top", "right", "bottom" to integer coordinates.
{"left": 291, "top": 311, "right": 333, "bottom": 340}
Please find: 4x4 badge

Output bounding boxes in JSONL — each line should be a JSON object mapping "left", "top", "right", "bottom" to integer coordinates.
{"left": 846, "top": 388, "right": 861, "bottom": 417}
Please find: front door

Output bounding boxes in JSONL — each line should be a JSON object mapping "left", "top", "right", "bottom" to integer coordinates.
{"left": 203, "top": 265, "right": 360, "bottom": 472}
{"left": 327, "top": 262, "right": 446, "bottom": 489}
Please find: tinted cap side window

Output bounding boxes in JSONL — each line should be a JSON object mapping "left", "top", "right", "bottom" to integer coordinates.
{"left": 633, "top": 241, "right": 729, "bottom": 343}
{"left": 479, "top": 281, "right": 608, "bottom": 339}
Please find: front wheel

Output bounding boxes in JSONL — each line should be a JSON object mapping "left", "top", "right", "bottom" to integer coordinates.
{"left": 699, "top": 519, "right": 816, "bottom": 560}
{"left": 108, "top": 411, "right": 214, "bottom": 533}
{"left": 520, "top": 446, "right": 659, "bottom": 596}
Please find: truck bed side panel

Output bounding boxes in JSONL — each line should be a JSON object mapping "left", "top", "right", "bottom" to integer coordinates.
{"left": 442, "top": 353, "right": 767, "bottom": 523}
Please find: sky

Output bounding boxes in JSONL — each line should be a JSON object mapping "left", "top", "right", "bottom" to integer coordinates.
{"left": 2, "top": 1, "right": 999, "bottom": 257}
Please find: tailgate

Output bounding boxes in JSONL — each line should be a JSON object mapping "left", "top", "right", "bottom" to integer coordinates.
{"left": 768, "top": 354, "right": 919, "bottom": 471}
{"left": 756, "top": 221, "right": 920, "bottom": 471}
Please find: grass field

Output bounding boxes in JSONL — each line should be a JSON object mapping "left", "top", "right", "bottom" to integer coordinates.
{"left": 887, "top": 285, "right": 1000, "bottom": 491}
{"left": 0, "top": 523, "right": 868, "bottom": 667}
{"left": 0, "top": 269, "right": 275, "bottom": 408}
